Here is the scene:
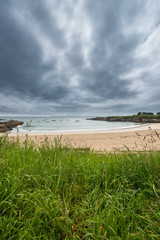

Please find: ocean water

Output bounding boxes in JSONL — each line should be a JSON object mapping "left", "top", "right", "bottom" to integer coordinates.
{"left": 1, "top": 116, "right": 140, "bottom": 133}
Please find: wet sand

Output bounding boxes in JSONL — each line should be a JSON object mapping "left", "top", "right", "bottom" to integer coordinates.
{"left": 2, "top": 123, "right": 160, "bottom": 151}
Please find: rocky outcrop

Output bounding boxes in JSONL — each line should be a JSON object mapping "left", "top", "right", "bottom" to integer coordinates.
{"left": 87, "top": 116, "right": 160, "bottom": 123}
{"left": 0, "top": 120, "right": 24, "bottom": 133}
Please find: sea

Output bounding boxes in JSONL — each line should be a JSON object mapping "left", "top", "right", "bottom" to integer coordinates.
{"left": 0, "top": 116, "right": 140, "bottom": 133}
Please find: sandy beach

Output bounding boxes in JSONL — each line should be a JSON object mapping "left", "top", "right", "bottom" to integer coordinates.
{"left": 1, "top": 123, "right": 160, "bottom": 151}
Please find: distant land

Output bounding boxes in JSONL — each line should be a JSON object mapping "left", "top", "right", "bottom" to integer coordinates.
{"left": 87, "top": 112, "right": 160, "bottom": 123}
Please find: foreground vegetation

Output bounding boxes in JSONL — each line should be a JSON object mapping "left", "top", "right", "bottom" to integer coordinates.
{"left": 0, "top": 135, "right": 160, "bottom": 239}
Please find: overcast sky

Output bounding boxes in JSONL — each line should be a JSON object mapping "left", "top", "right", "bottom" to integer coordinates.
{"left": 0, "top": 0, "right": 160, "bottom": 116}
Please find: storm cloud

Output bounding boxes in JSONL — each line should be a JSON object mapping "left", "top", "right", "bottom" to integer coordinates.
{"left": 0, "top": 0, "right": 160, "bottom": 115}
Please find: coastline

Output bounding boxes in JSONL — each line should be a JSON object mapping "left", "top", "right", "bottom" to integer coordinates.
{"left": 5, "top": 122, "right": 152, "bottom": 135}
{"left": 2, "top": 123, "right": 160, "bottom": 151}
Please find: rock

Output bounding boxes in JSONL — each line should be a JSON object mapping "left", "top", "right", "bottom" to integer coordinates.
{"left": 0, "top": 125, "right": 8, "bottom": 132}
{"left": 0, "top": 120, "right": 24, "bottom": 133}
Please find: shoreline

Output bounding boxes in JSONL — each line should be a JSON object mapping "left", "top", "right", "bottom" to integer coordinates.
{"left": 1, "top": 123, "right": 160, "bottom": 151}
{"left": 8, "top": 123, "right": 151, "bottom": 136}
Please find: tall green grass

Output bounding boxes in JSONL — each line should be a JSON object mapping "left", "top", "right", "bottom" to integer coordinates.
{"left": 0, "top": 135, "right": 160, "bottom": 239}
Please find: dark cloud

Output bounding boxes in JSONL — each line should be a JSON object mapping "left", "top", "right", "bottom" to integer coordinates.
{"left": 0, "top": 0, "right": 160, "bottom": 115}
{"left": 0, "top": 0, "right": 71, "bottom": 101}
{"left": 25, "top": 0, "right": 66, "bottom": 48}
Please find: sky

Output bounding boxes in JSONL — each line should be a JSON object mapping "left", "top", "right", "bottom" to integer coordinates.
{"left": 0, "top": 0, "right": 160, "bottom": 116}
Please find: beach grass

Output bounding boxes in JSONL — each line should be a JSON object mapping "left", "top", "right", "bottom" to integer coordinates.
{"left": 0, "top": 135, "right": 160, "bottom": 239}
